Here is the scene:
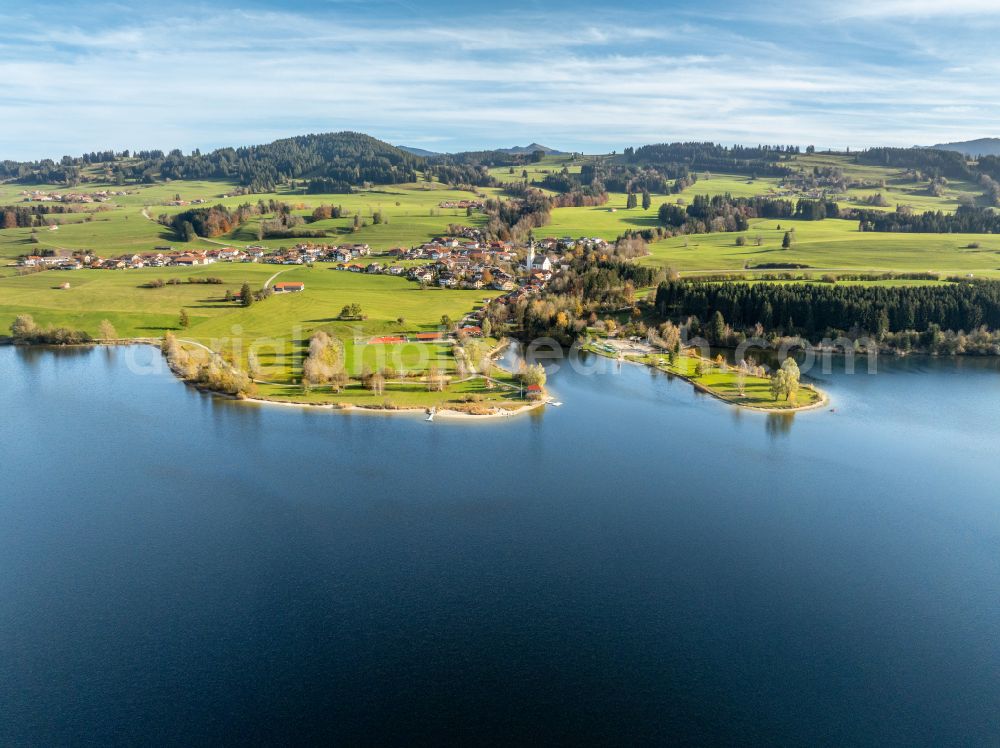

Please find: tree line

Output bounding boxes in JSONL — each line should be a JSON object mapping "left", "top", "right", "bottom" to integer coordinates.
{"left": 627, "top": 142, "right": 797, "bottom": 178}
{"left": 653, "top": 279, "right": 1000, "bottom": 344}
{"left": 1, "top": 203, "right": 81, "bottom": 229}
{"left": 854, "top": 205, "right": 1000, "bottom": 234}
{"left": 855, "top": 147, "right": 971, "bottom": 180}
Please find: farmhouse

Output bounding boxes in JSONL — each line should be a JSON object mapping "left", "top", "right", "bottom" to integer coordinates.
{"left": 273, "top": 282, "right": 305, "bottom": 293}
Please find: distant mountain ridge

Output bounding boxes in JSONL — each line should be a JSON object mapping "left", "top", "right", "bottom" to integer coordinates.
{"left": 496, "top": 143, "right": 565, "bottom": 155}
{"left": 398, "top": 143, "right": 565, "bottom": 157}
{"left": 930, "top": 138, "right": 1000, "bottom": 157}
{"left": 398, "top": 145, "right": 441, "bottom": 157}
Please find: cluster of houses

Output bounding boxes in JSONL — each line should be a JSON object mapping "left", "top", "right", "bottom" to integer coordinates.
{"left": 17, "top": 255, "right": 78, "bottom": 269}
{"left": 164, "top": 198, "right": 209, "bottom": 207}
{"left": 21, "top": 189, "right": 129, "bottom": 204}
{"left": 395, "top": 237, "right": 515, "bottom": 262}
{"left": 263, "top": 243, "right": 373, "bottom": 265}
{"left": 534, "top": 236, "right": 612, "bottom": 254}
{"left": 384, "top": 238, "right": 523, "bottom": 290}
{"left": 18, "top": 246, "right": 265, "bottom": 271}
{"left": 438, "top": 199, "right": 485, "bottom": 210}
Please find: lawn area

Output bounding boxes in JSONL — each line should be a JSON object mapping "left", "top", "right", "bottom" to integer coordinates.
{"left": 250, "top": 366, "right": 526, "bottom": 411}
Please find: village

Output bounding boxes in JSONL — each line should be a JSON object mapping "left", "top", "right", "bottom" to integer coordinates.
{"left": 20, "top": 188, "right": 131, "bottom": 204}
{"left": 15, "top": 232, "right": 612, "bottom": 295}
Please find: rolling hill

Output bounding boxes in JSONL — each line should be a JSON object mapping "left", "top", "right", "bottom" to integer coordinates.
{"left": 930, "top": 137, "right": 1000, "bottom": 157}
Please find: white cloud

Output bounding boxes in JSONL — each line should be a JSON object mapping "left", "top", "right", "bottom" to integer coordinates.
{"left": 0, "top": 4, "right": 997, "bottom": 157}
{"left": 837, "top": 0, "right": 1000, "bottom": 19}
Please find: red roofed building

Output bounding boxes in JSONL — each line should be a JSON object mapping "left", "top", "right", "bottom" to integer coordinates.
{"left": 273, "top": 282, "right": 305, "bottom": 293}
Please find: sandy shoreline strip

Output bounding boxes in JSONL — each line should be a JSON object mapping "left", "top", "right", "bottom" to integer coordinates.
{"left": 239, "top": 396, "right": 547, "bottom": 419}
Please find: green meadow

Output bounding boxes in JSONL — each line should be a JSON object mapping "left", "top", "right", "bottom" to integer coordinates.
{"left": 487, "top": 154, "right": 588, "bottom": 184}
{"left": 638, "top": 218, "right": 1000, "bottom": 277}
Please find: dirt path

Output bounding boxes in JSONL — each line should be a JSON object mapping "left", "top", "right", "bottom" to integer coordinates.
{"left": 263, "top": 270, "right": 290, "bottom": 288}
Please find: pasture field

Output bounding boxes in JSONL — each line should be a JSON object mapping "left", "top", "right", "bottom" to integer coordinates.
{"left": 638, "top": 218, "right": 1000, "bottom": 278}
{"left": 534, "top": 191, "right": 663, "bottom": 240}
{"left": 487, "top": 153, "right": 588, "bottom": 184}
{"left": 677, "top": 173, "right": 785, "bottom": 199}
{"left": 841, "top": 182, "right": 982, "bottom": 213}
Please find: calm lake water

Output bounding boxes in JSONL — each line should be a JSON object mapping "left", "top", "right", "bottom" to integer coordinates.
{"left": 2, "top": 345, "right": 999, "bottom": 745}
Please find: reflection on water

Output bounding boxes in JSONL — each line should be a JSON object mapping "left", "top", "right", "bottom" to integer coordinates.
{"left": 765, "top": 412, "right": 794, "bottom": 438}
{"left": 13, "top": 343, "right": 96, "bottom": 366}
{"left": 2, "top": 345, "right": 999, "bottom": 745}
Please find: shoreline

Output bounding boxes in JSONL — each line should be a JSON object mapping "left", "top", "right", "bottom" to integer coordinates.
{"left": 239, "top": 395, "right": 547, "bottom": 419}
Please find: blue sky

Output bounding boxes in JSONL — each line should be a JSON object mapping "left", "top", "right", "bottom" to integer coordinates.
{"left": 0, "top": 0, "right": 997, "bottom": 159}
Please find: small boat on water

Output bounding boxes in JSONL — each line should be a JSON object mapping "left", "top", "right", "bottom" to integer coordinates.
{"left": 425, "top": 407, "right": 436, "bottom": 422}
{"left": 549, "top": 401, "right": 563, "bottom": 407}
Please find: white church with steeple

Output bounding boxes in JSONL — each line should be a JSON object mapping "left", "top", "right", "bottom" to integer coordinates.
{"left": 523, "top": 241, "right": 551, "bottom": 273}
